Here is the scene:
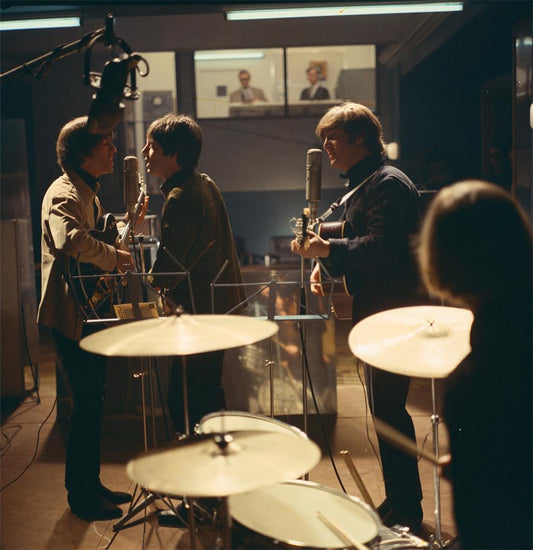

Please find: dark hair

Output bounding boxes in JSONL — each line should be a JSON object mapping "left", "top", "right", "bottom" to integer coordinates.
{"left": 315, "top": 101, "right": 386, "bottom": 156}
{"left": 56, "top": 116, "right": 105, "bottom": 171}
{"left": 418, "top": 180, "right": 532, "bottom": 308}
{"left": 147, "top": 114, "right": 202, "bottom": 171}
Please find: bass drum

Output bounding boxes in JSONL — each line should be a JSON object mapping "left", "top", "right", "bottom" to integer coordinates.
{"left": 229, "top": 480, "right": 381, "bottom": 549}
{"left": 197, "top": 410, "right": 308, "bottom": 439}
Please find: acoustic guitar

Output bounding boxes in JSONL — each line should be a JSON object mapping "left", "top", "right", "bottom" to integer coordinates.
{"left": 291, "top": 211, "right": 352, "bottom": 320}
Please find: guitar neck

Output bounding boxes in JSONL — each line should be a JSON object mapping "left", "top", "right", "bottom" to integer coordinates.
{"left": 119, "top": 188, "right": 145, "bottom": 246}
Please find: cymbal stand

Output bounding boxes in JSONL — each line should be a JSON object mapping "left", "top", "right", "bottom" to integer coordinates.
{"left": 299, "top": 256, "right": 309, "bottom": 440}
{"left": 429, "top": 377, "right": 444, "bottom": 549}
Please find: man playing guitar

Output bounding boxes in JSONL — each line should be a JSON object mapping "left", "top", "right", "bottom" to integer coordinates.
{"left": 37, "top": 116, "right": 147, "bottom": 521}
{"left": 291, "top": 102, "right": 425, "bottom": 535}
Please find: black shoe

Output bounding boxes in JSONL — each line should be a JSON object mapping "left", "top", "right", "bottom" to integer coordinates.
{"left": 96, "top": 482, "right": 132, "bottom": 505}
{"left": 379, "top": 500, "right": 423, "bottom": 533}
{"left": 68, "top": 492, "right": 123, "bottom": 522}
{"left": 377, "top": 498, "right": 393, "bottom": 519}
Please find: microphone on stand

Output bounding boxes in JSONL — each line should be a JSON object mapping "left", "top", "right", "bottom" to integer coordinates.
{"left": 86, "top": 54, "right": 142, "bottom": 135}
{"left": 305, "top": 148, "right": 322, "bottom": 224}
{"left": 123, "top": 155, "right": 139, "bottom": 220}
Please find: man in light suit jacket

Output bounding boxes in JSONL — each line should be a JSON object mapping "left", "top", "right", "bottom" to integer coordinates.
{"left": 229, "top": 70, "right": 267, "bottom": 103}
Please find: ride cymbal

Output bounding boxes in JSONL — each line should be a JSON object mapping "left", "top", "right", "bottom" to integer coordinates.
{"left": 80, "top": 313, "right": 278, "bottom": 356}
{"left": 348, "top": 305, "right": 473, "bottom": 378}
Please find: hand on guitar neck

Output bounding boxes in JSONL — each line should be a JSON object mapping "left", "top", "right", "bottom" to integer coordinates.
{"left": 291, "top": 228, "right": 330, "bottom": 259}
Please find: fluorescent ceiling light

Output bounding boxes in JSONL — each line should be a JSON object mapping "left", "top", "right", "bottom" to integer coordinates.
{"left": 195, "top": 51, "right": 265, "bottom": 61}
{"left": 0, "top": 16, "right": 81, "bottom": 32}
{"left": 226, "top": 3, "right": 463, "bottom": 21}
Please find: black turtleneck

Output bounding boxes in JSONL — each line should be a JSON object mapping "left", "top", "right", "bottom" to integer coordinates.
{"left": 75, "top": 168, "right": 99, "bottom": 192}
{"left": 344, "top": 154, "right": 385, "bottom": 190}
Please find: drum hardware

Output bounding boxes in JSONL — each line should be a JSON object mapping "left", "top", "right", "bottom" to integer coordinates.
{"left": 127, "top": 431, "right": 321, "bottom": 550}
{"left": 349, "top": 305, "right": 473, "bottom": 550}
{"left": 79, "top": 312, "right": 279, "bottom": 548}
{"left": 340, "top": 450, "right": 377, "bottom": 513}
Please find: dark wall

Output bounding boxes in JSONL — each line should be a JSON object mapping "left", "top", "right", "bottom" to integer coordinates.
{"left": 399, "top": 1, "right": 531, "bottom": 191}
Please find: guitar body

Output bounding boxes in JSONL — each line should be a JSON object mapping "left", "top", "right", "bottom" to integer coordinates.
{"left": 69, "top": 213, "right": 122, "bottom": 316}
{"left": 316, "top": 220, "right": 352, "bottom": 320}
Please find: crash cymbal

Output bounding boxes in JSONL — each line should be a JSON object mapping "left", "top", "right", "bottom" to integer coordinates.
{"left": 79, "top": 313, "right": 278, "bottom": 356}
{"left": 126, "top": 431, "right": 321, "bottom": 497}
{"left": 348, "top": 306, "right": 474, "bottom": 378}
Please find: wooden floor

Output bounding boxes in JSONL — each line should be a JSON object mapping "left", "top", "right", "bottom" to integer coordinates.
{"left": 0, "top": 320, "right": 457, "bottom": 550}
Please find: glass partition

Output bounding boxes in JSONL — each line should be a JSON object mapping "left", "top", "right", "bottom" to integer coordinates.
{"left": 286, "top": 44, "right": 376, "bottom": 116}
{"left": 194, "top": 48, "right": 285, "bottom": 118}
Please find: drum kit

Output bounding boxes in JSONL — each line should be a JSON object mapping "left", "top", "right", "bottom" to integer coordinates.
{"left": 79, "top": 305, "right": 473, "bottom": 549}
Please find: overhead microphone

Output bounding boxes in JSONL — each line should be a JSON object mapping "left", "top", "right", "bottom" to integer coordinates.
{"left": 305, "top": 148, "right": 322, "bottom": 222}
{"left": 123, "top": 156, "right": 139, "bottom": 217}
{"left": 86, "top": 54, "right": 142, "bottom": 135}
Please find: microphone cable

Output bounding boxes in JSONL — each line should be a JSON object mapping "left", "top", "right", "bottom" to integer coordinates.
{"left": 296, "top": 321, "right": 347, "bottom": 494}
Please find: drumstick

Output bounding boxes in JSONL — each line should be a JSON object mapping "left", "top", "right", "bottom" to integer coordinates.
{"left": 339, "top": 451, "right": 377, "bottom": 512}
{"left": 317, "top": 511, "right": 369, "bottom": 550}
{"left": 372, "top": 417, "right": 439, "bottom": 465}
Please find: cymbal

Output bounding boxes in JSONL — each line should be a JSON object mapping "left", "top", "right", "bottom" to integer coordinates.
{"left": 348, "top": 305, "right": 474, "bottom": 378}
{"left": 126, "top": 431, "right": 321, "bottom": 497}
{"left": 79, "top": 313, "right": 278, "bottom": 356}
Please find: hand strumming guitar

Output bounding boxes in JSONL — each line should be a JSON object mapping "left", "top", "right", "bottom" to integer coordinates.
{"left": 116, "top": 249, "right": 134, "bottom": 272}
{"left": 291, "top": 229, "right": 331, "bottom": 296}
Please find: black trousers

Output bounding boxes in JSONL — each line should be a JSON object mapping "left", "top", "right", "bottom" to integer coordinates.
{"left": 53, "top": 329, "right": 106, "bottom": 496}
{"left": 167, "top": 350, "right": 226, "bottom": 435}
{"left": 365, "top": 364, "right": 423, "bottom": 513}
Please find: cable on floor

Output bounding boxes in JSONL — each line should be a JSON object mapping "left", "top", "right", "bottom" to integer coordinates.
{"left": 0, "top": 397, "right": 57, "bottom": 493}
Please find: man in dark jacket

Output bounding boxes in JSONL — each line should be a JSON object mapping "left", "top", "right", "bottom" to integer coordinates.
{"left": 143, "top": 114, "right": 246, "bottom": 435}
{"left": 291, "top": 102, "right": 424, "bottom": 533}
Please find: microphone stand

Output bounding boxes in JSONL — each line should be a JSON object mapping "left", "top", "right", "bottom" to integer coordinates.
{"left": 299, "top": 255, "right": 309, "bottom": 443}
{"left": 0, "top": 14, "right": 134, "bottom": 81}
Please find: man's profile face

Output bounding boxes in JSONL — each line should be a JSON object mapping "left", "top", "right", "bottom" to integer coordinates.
{"left": 322, "top": 127, "right": 365, "bottom": 172}
{"left": 81, "top": 135, "right": 116, "bottom": 177}
{"left": 142, "top": 135, "right": 178, "bottom": 180}
{"left": 239, "top": 72, "right": 251, "bottom": 88}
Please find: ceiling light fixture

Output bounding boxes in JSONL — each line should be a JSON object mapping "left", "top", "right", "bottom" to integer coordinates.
{"left": 194, "top": 51, "right": 265, "bottom": 61}
{"left": 0, "top": 16, "right": 81, "bottom": 32}
{"left": 225, "top": 2, "right": 463, "bottom": 21}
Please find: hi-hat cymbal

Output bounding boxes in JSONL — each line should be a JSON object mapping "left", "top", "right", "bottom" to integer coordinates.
{"left": 348, "top": 305, "right": 474, "bottom": 378}
{"left": 79, "top": 313, "right": 278, "bottom": 356}
{"left": 126, "top": 431, "right": 321, "bottom": 497}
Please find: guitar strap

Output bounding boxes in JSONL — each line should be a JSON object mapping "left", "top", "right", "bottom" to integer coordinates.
{"left": 317, "top": 168, "right": 378, "bottom": 223}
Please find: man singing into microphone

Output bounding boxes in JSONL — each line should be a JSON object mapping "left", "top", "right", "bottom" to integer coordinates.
{"left": 37, "top": 116, "right": 147, "bottom": 521}
{"left": 142, "top": 113, "right": 246, "bottom": 436}
{"left": 291, "top": 102, "right": 426, "bottom": 534}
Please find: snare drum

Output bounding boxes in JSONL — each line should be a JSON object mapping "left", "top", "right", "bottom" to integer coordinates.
{"left": 197, "top": 411, "right": 307, "bottom": 439}
{"left": 229, "top": 480, "right": 381, "bottom": 549}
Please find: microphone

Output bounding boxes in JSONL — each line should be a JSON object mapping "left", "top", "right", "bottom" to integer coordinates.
{"left": 86, "top": 54, "right": 142, "bottom": 135}
{"left": 305, "top": 148, "right": 322, "bottom": 222}
{"left": 123, "top": 156, "right": 139, "bottom": 217}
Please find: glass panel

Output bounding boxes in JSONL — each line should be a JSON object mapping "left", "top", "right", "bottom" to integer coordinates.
{"left": 286, "top": 45, "right": 376, "bottom": 116}
{"left": 119, "top": 52, "right": 177, "bottom": 189}
{"left": 194, "top": 48, "right": 285, "bottom": 118}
